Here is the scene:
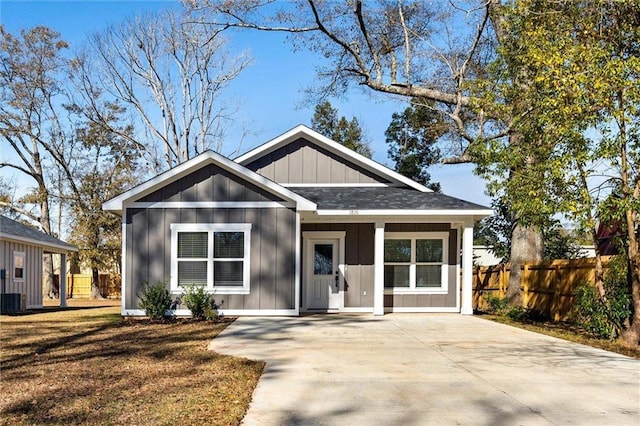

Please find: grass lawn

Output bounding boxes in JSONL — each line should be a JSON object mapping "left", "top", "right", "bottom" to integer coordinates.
{"left": 0, "top": 302, "right": 264, "bottom": 425}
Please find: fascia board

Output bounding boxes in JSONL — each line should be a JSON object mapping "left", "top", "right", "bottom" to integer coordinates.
{"left": 0, "top": 233, "right": 78, "bottom": 253}
{"left": 315, "top": 209, "right": 494, "bottom": 217}
{"left": 102, "top": 150, "right": 316, "bottom": 212}
{"left": 235, "top": 125, "right": 433, "bottom": 193}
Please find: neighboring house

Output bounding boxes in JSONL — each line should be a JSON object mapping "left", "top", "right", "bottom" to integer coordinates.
{"left": 473, "top": 245, "right": 503, "bottom": 266}
{"left": 103, "top": 125, "right": 492, "bottom": 316}
{"left": 0, "top": 215, "right": 78, "bottom": 310}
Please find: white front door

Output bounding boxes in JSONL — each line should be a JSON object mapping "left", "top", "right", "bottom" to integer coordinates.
{"left": 305, "top": 238, "right": 341, "bottom": 311}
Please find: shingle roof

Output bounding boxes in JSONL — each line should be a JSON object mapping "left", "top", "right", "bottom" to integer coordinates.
{"left": 289, "top": 187, "right": 491, "bottom": 212}
{"left": 0, "top": 215, "right": 78, "bottom": 253}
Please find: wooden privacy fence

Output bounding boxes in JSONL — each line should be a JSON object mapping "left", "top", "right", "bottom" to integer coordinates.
{"left": 473, "top": 257, "right": 611, "bottom": 321}
{"left": 47, "top": 274, "right": 121, "bottom": 299}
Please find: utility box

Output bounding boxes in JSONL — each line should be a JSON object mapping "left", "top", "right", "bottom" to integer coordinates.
{"left": 1, "top": 293, "right": 25, "bottom": 313}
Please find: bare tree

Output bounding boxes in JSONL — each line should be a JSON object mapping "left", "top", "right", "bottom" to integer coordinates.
{"left": 186, "top": 0, "right": 542, "bottom": 303}
{"left": 0, "top": 26, "right": 72, "bottom": 297}
{"left": 78, "top": 8, "right": 252, "bottom": 172}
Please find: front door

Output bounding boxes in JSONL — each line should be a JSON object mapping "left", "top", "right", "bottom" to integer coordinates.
{"left": 305, "top": 238, "right": 341, "bottom": 311}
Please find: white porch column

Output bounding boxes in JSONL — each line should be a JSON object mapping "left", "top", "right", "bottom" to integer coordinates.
{"left": 461, "top": 222, "right": 474, "bottom": 315}
{"left": 373, "top": 222, "right": 385, "bottom": 316}
{"left": 59, "top": 253, "right": 67, "bottom": 308}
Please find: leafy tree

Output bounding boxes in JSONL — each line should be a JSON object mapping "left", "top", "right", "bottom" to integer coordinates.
{"left": 476, "top": 198, "right": 582, "bottom": 263}
{"left": 385, "top": 99, "right": 445, "bottom": 191}
{"left": 311, "top": 101, "right": 372, "bottom": 158}
{"left": 66, "top": 103, "right": 139, "bottom": 298}
{"left": 189, "top": 0, "right": 548, "bottom": 305}
{"left": 77, "top": 9, "right": 252, "bottom": 172}
{"left": 478, "top": 0, "right": 640, "bottom": 347}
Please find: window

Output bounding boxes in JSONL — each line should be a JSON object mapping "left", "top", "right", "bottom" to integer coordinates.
{"left": 171, "top": 224, "right": 251, "bottom": 294}
{"left": 13, "top": 251, "right": 25, "bottom": 282}
{"left": 384, "top": 233, "right": 448, "bottom": 292}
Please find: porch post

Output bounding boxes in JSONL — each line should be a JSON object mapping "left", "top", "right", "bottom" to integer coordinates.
{"left": 461, "top": 222, "right": 474, "bottom": 315}
{"left": 59, "top": 253, "right": 67, "bottom": 308}
{"left": 373, "top": 222, "right": 385, "bottom": 316}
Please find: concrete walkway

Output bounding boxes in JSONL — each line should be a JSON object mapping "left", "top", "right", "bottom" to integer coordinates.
{"left": 209, "top": 314, "right": 640, "bottom": 425}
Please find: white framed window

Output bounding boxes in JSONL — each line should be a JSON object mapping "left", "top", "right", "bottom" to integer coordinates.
{"left": 384, "top": 232, "right": 448, "bottom": 293}
{"left": 170, "top": 223, "right": 251, "bottom": 294}
{"left": 13, "top": 251, "right": 25, "bottom": 282}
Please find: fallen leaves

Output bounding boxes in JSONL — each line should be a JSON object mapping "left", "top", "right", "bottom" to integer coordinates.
{"left": 0, "top": 306, "right": 264, "bottom": 425}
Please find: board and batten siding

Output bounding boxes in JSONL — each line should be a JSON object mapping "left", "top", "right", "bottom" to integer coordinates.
{"left": 124, "top": 207, "right": 297, "bottom": 311}
{"left": 0, "top": 240, "right": 43, "bottom": 308}
{"left": 384, "top": 223, "right": 458, "bottom": 309}
{"left": 244, "top": 138, "right": 391, "bottom": 185}
{"left": 302, "top": 223, "right": 375, "bottom": 308}
{"left": 302, "top": 223, "right": 458, "bottom": 309}
{"left": 138, "top": 163, "right": 286, "bottom": 203}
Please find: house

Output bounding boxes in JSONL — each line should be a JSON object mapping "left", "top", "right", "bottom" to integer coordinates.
{"left": 0, "top": 215, "right": 78, "bottom": 311}
{"left": 103, "top": 125, "right": 492, "bottom": 316}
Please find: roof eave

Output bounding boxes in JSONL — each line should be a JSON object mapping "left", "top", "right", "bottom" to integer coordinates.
{"left": 314, "top": 209, "right": 494, "bottom": 218}
{"left": 102, "top": 150, "right": 317, "bottom": 213}
{"left": 0, "top": 233, "right": 79, "bottom": 253}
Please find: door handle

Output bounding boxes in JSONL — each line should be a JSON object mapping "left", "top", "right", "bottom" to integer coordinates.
{"left": 335, "top": 271, "right": 339, "bottom": 289}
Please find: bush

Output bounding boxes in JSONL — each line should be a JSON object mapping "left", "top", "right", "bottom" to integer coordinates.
{"left": 181, "top": 285, "right": 212, "bottom": 320}
{"left": 180, "top": 286, "right": 223, "bottom": 321}
{"left": 506, "top": 305, "right": 527, "bottom": 321}
{"left": 573, "top": 255, "right": 631, "bottom": 340}
{"left": 485, "top": 293, "right": 509, "bottom": 315}
{"left": 138, "top": 281, "right": 173, "bottom": 321}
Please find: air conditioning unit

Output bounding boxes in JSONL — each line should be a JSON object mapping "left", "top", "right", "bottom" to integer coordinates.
{"left": 1, "top": 293, "right": 25, "bottom": 313}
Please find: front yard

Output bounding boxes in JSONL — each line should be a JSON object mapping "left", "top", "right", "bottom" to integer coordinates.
{"left": 0, "top": 303, "right": 264, "bottom": 425}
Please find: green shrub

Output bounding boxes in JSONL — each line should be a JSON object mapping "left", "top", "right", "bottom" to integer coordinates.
{"left": 180, "top": 286, "right": 223, "bottom": 321}
{"left": 138, "top": 281, "right": 172, "bottom": 321}
{"left": 506, "top": 305, "right": 527, "bottom": 321}
{"left": 485, "top": 293, "right": 509, "bottom": 314}
{"left": 573, "top": 255, "right": 631, "bottom": 340}
{"left": 181, "top": 285, "right": 213, "bottom": 320}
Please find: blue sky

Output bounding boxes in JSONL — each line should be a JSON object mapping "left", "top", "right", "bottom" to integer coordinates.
{"left": 1, "top": 0, "right": 489, "bottom": 205}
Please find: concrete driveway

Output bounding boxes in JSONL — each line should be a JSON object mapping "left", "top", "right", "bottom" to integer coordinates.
{"left": 209, "top": 314, "right": 639, "bottom": 425}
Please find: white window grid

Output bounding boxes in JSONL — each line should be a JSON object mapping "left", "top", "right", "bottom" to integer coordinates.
{"left": 170, "top": 223, "right": 251, "bottom": 294}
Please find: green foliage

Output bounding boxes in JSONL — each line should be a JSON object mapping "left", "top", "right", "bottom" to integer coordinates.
{"left": 311, "top": 101, "right": 372, "bottom": 158}
{"left": 180, "top": 285, "right": 222, "bottom": 320}
{"left": 475, "top": 197, "right": 582, "bottom": 263}
{"left": 181, "top": 285, "right": 213, "bottom": 321}
{"left": 485, "top": 293, "right": 509, "bottom": 315}
{"left": 138, "top": 282, "right": 173, "bottom": 321}
{"left": 484, "top": 293, "right": 528, "bottom": 321}
{"left": 574, "top": 256, "right": 632, "bottom": 339}
{"left": 384, "top": 98, "right": 444, "bottom": 191}
{"left": 505, "top": 306, "right": 527, "bottom": 322}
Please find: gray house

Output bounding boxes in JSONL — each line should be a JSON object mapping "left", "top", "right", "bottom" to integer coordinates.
{"left": 104, "top": 125, "right": 491, "bottom": 316}
{"left": 0, "top": 215, "right": 78, "bottom": 310}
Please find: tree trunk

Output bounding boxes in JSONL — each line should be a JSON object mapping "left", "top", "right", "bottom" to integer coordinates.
{"left": 43, "top": 254, "right": 56, "bottom": 298}
{"left": 90, "top": 267, "right": 104, "bottom": 300}
{"left": 506, "top": 223, "right": 543, "bottom": 306}
{"left": 620, "top": 212, "right": 640, "bottom": 349}
{"left": 39, "top": 195, "right": 57, "bottom": 299}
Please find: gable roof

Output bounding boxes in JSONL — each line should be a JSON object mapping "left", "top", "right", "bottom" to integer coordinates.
{"left": 0, "top": 215, "right": 78, "bottom": 253}
{"left": 291, "top": 187, "right": 492, "bottom": 217}
{"left": 103, "top": 150, "right": 317, "bottom": 214}
{"left": 235, "top": 125, "right": 433, "bottom": 193}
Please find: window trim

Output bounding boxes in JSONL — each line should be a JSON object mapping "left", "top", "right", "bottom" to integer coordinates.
{"left": 383, "top": 232, "right": 449, "bottom": 294}
{"left": 13, "top": 251, "right": 25, "bottom": 282}
{"left": 170, "top": 223, "right": 251, "bottom": 294}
